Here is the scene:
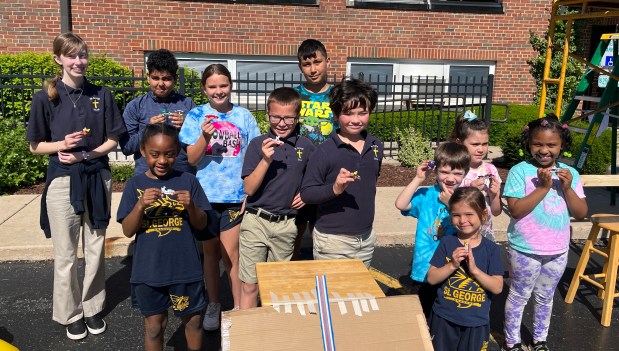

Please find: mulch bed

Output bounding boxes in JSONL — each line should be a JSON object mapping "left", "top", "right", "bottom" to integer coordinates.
{"left": 11, "top": 162, "right": 510, "bottom": 195}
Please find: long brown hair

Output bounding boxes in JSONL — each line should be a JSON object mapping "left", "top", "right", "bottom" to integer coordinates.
{"left": 44, "top": 32, "right": 88, "bottom": 101}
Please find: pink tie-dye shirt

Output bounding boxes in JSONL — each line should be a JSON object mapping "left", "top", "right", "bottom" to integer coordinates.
{"left": 503, "top": 161, "right": 585, "bottom": 255}
{"left": 461, "top": 162, "right": 502, "bottom": 241}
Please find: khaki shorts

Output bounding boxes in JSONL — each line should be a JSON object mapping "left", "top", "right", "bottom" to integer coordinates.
{"left": 238, "top": 210, "right": 297, "bottom": 284}
{"left": 312, "top": 227, "right": 377, "bottom": 268}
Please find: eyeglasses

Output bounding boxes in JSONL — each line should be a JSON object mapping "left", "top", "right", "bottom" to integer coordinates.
{"left": 268, "top": 115, "right": 298, "bottom": 125}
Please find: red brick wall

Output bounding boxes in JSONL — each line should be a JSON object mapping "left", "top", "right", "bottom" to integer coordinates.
{"left": 0, "top": 0, "right": 554, "bottom": 104}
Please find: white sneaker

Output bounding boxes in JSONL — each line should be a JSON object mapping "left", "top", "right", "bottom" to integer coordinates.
{"left": 202, "top": 302, "right": 221, "bottom": 331}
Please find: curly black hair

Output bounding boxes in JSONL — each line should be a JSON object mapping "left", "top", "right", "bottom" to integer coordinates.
{"left": 146, "top": 49, "right": 179, "bottom": 77}
{"left": 520, "top": 113, "right": 572, "bottom": 154}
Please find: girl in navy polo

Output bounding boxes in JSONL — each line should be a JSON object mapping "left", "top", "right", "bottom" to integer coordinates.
{"left": 25, "top": 33, "right": 125, "bottom": 340}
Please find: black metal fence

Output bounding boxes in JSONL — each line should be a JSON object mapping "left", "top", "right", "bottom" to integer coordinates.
{"left": 0, "top": 68, "right": 494, "bottom": 158}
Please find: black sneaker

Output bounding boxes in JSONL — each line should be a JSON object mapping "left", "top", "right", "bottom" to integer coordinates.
{"left": 85, "top": 315, "right": 107, "bottom": 335}
{"left": 532, "top": 341, "right": 549, "bottom": 351}
{"left": 66, "top": 319, "right": 87, "bottom": 340}
{"left": 501, "top": 343, "right": 525, "bottom": 351}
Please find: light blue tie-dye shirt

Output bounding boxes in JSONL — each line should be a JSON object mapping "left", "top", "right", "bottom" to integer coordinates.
{"left": 402, "top": 184, "right": 458, "bottom": 282}
{"left": 179, "top": 103, "right": 260, "bottom": 203}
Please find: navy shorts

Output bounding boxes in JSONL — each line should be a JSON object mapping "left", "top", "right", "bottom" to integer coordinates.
{"left": 196, "top": 203, "right": 244, "bottom": 241}
{"left": 429, "top": 312, "right": 490, "bottom": 351}
{"left": 295, "top": 204, "right": 317, "bottom": 226}
{"left": 131, "top": 280, "right": 206, "bottom": 317}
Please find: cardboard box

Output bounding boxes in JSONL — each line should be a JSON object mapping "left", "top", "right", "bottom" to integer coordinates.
{"left": 221, "top": 295, "right": 433, "bottom": 351}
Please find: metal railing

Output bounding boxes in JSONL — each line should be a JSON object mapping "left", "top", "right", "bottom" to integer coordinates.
{"left": 0, "top": 68, "right": 494, "bottom": 159}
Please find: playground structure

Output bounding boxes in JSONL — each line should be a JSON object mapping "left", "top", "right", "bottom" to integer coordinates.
{"left": 538, "top": 0, "right": 619, "bottom": 181}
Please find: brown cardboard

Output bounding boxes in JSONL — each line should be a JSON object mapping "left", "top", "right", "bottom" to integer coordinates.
{"left": 221, "top": 295, "right": 433, "bottom": 351}
{"left": 255, "top": 259, "right": 385, "bottom": 307}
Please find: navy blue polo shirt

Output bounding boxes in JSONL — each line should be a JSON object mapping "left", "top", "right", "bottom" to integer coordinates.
{"left": 241, "top": 131, "right": 315, "bottom": 215}
{"left": 121, "top": 91, "right": 197, "bottom": 175}
{"left": 300, "top": 130, "right": 383, "bottom": 234}
{"left": 26, "top": 79, "right": 125, "bottom": 151}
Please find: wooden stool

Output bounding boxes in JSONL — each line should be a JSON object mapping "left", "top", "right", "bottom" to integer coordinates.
{"left": 565, "top": 214, "right": 619, "bottom": 327}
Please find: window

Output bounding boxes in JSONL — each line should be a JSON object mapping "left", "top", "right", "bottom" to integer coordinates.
{"left": 347, "top": 0, "right": 503, "bottom": 14}
{"left": 186, "top": 0, "right": 318, "bottom": 5}
{"left": 350, "top": 63, "right": 394, "bottom": 95}
{"left": 448, "top": 66, "right": 490, "bottom": 95}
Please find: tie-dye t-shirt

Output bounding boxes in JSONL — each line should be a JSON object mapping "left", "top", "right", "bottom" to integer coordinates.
{"left": 503, "top": 161, "right": 585, "bottom": 255}
{"left": 179, "top": 103, "right": 260, "bottom": 203}
{"left": 294, "top": 84, "right": 336, "bottom": 146}
{"left": 461, "top": 162, "right": 502, "bottom": 241}
{"left": 402, "top": 184, "right": 458, "bottom": 282}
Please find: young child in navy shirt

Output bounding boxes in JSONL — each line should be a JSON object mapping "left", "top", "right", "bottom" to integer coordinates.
{"left": 394, "top": 142, "right": 471, "bottom": 317}
{"left": 117, "top": 124, "right": 210, "bottom": 351}
{"left": 238, "top": 87, "right": 315, "bottom": 308}
{"left": 300, "top": 78, "right": 382, "bottom": 268}
{"left": 427, "top": 187, "right": 504, "bottom": 351}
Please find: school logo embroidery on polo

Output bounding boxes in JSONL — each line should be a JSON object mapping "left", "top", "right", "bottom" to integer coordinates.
{"left": 371, "top": 145, "right": 379, "bottom": 160}
{"left": 295, "top": 147, "right": 304, "bottom": 161}
{"left": 90, "top": 97, "right": 101, "bottom": 112}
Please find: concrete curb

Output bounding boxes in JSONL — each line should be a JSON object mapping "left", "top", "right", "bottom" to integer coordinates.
{"left": 1, "top": 185, "right": 614, "bottom": 261}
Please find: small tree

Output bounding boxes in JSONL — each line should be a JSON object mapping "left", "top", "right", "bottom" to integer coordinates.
{"left": 528, "top": 8, "right": 584, "bottom": 111}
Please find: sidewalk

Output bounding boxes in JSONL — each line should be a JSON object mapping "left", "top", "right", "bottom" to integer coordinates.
{"left": 0, "top": 185, "right": 616, "bottom": 261}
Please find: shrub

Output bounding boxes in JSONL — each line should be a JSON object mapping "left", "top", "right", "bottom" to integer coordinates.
{"left": 0, "top": 52, "right": 135, "bottom": 124}
{"left": 395, "top": 126, "right": 434, "bottom": 168}
{"left": 0, "top": 121, "right": 48, "bottom": 194}
{"left": 496, "top": 117, "right": 613, "bottom": 175}
{"left": 111, "top": 164, "right": 135, "bottom": 183}
{"left": 0, "top": 52, "right": 135, "bottom": 191}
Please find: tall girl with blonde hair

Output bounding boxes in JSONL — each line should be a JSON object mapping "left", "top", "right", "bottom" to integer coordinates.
{"left": 26, "top": 32, "right": 125, "bottom": 340}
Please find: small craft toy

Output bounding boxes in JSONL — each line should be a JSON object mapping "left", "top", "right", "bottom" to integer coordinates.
{"left": 81, "top": 127, "right": 91, "bottom": 135}
{"left": 274, "top": 136, "right": 284, "bottom": 145}
{"left": 352, "top": 171, "right": 361, "bottom": 180}
{"left": 464, "top": 240, "right": 469, "bottom": 252}
{"left": 205, "top": 114, "right": 219, "bottom": 120}
{"left": 478, "top": 174, "right": 491, "bottom": 179}
{"left": 427, "top": 161, "right": 436, "bottom": 170}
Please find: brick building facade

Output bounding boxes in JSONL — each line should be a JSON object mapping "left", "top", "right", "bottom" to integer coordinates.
{"left": 0, "top": 0, "right": 556, "bottom": 104}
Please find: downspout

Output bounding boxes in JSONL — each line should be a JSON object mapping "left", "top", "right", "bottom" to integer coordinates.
{"left": 60, "top": 0, "right": 72, "bottom": 33}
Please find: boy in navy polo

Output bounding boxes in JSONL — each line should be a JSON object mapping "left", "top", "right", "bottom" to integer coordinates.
{"left": 121, "top": 49, "right": 197, "bottom": 175}
{"left": 300, "top": 78, "right": 382, "bottom": 268}
{"left": 238, "top": 87, "right": 315, "bottom": 309}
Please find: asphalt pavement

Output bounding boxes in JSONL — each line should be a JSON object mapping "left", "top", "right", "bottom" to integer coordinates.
{"left": 2, "top": 245, "right": 619, "bottom": 351}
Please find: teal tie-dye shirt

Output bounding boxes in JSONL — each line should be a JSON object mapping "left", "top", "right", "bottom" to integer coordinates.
{"left": 179, "top": 103, "right": 260, "bottom": 203}
{"left": 503, "top": 161, "right": 585, "bottom": 255}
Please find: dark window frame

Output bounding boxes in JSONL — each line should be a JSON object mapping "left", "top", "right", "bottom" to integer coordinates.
{"left": 347, "top": 0, "right": 503, "bottom": 14}
{"left": 183, "top": 0, "right": 319, "bottom": 6}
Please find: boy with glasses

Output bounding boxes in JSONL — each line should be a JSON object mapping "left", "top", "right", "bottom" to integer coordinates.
{"left": 238, "top": 87, "right": 315, "bottom": 308}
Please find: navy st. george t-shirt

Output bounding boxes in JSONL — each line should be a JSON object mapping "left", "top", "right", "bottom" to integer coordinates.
{"left": 117, "top": 171, "right": 211, "bottom": 286}
{"left": 430, "top": 235, "right": 504, "bottom": 327}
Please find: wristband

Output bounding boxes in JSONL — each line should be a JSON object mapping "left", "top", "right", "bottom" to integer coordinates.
{"left": 82, "top": 150, "right": 89, "bottom": 161}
